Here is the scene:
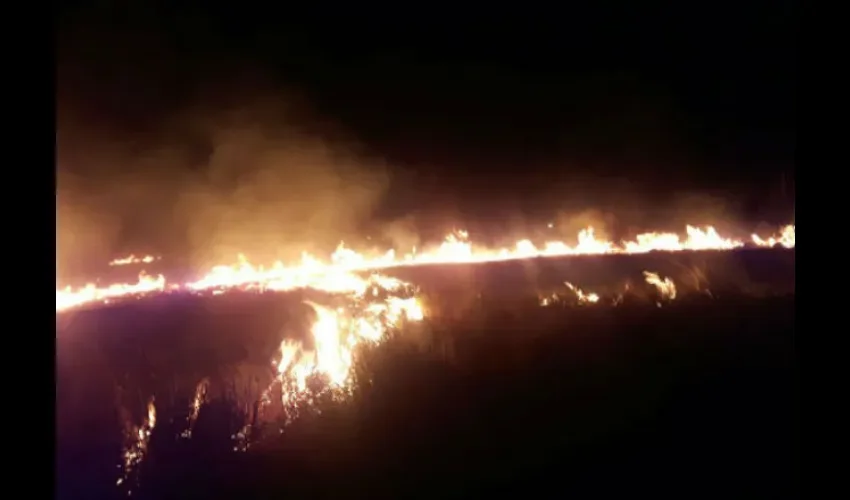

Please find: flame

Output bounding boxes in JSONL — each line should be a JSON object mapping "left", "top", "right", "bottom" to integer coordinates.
{"left": 273, "top": 280, "right": 423, "bottom": 397}
{"left": 643, "top": 271, "right": 677, "bottom": 304}
{"left": 117, "top": 398, "right": 156, "bottom": 494}
{"left": 64, "top": 222, "right": 793, "bottom": 474}
{"left": 540, "top": 281, "right": 601, "bottom": 306}
{"left": 226, "top": 273, "right": 424, "bottom": 451}
{"left": 565, "top": 282, "right": 600, "bottom": 304}
{"left": 56, "top": 272, "right": 166, "bottom": 311}
{"left": 180, "top": 379, "right": 209, "bottom": 439}
{"left": 109, "top": 254, "right": 159, "bottom": 266}
{"left": 55, "top": 224, "right": 794, "bottom": 312}
{"left": 751, "top": 224, "right": 795, "bottom": 249}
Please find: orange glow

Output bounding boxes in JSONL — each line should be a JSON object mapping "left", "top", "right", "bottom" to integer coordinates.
{"left": 55, "top": 223, "right": 794, "bottom": 313}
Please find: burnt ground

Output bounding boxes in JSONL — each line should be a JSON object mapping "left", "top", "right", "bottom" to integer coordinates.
{"left": 56, "top": 249, "right": 796, "bottom": 499}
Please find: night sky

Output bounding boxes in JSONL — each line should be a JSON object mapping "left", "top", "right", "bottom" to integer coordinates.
{"left": 56, "top": 2, "right": 796, "bottom": 278}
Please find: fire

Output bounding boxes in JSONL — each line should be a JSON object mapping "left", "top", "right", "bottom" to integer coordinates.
{"left": 540, "top": 281, "right": 600, "bottom": 306}
{"left": 566, "top": 282, "right": 600, "bottom": 304}
{"left": 227, "top": 273, "right": 424, "bottom": 451}
{"left": 751, "top": 224, "right": 795, "bottom": 249}
{"left": 117, "top": 398, "right": 156, "bottom": 494}
{"left": 109, "top": 254, "right": 159, "bottom": 266}
{"left": 180, "top": 379, "right": 209, "bottom": 439}
{"left": 54, "top": 222, "right": 794, "bottom": 476}
{"left": 55, "top": 224, "right": 795, "bottom": 313}
{"left": 623, "top": 226, "right": 742, "bottom": 253}
{"left": 56, "top": 272, "right": 166, "bottom": 311}
{"left": 643, "top": 271, "right": 677, "bottom": 303}
{"left": 271, "top": 279, "right": 424, "bottom": 399}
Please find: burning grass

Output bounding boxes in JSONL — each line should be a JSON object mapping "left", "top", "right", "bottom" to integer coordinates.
{"left": 56, "top": 248, "right": 795, "bottom": 499}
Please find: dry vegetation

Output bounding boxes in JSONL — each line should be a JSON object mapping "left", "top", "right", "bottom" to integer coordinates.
{"left": 56, "top": 249, "right": 795, "bottom": 499}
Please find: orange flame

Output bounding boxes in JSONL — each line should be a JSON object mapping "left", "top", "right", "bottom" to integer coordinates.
{"left": 56, "top": 224, "right": 794, "bottom": 313}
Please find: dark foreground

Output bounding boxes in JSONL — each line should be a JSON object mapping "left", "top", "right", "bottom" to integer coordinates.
{"left": 57, "top": 293, "right": 796, "bottom": 500}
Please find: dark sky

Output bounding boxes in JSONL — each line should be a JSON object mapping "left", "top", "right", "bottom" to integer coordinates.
{"left": 56, "top": 2, "right": 796, "bottom": 276}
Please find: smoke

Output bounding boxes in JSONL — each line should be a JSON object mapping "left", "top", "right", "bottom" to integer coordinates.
{"left": 56, "top": 78, "right": 775, "bottom": 283}
{"left": 662, "top": 193, "right": 745, "bottom": 234}
{"left": 379, "top": 216, "right": 422, "bottom": 254}
{"left": 553, "top": 209, "right": 618, "bottom": 242}
{"left": 172, "top": 117, "right": 390, "bottom": 268}
{"left": 57, "top": 89, "right": 390, "bottom": 280}
{"left": 550, "top": 193, "right": 748, "bottom": 244}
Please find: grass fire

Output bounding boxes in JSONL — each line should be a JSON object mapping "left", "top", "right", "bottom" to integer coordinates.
{"left": 56, "top": 222, "right": 795, "bottom": 499}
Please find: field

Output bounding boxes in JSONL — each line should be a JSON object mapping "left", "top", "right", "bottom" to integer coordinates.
{"left": 56, "top": 248, "right": 796, "bottom": 499}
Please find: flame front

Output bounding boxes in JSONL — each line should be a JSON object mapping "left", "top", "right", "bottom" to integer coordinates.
{"left": 109, "top": 255, "right": 159, "bottom": 267}
{"left": 56, "top": 272, "right": 166, "bottom": 311}
{"left": 55, "top": 224, "right": 795, "bottom": 313}
{"left": 55, "top": 221, "right": 795, "bottom": 492}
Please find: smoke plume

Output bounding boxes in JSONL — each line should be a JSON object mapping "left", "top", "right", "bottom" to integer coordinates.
{"left": 57, "top": 87, "right": 390, "bottom": 281}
